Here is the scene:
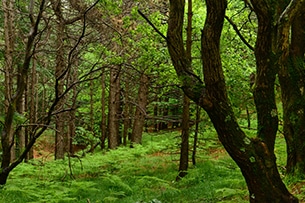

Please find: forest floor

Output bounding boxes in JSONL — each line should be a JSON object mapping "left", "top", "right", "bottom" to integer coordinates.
{"left": 1, "top": 130, "right": 304, "bottom": 203}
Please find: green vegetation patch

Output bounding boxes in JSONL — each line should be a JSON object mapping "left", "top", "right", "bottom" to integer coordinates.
{"left": 0, "top": 132, "right": 249, "bottom": 203}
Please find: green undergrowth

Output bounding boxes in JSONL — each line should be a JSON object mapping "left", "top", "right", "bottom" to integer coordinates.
{"left": 1, "top": 131, "right": 249, "bottom": 203}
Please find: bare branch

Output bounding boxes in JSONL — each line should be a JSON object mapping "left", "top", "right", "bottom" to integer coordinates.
{"left": 224, "top": 15, "right": 254, "bottom": 51}
{"left": 138, "top": 9, "right": 167, "bottom": 41}
{"left": 277, "top": 0, "right": 305, "bottom": 26}
{"left": 2, "top": 0, "right": 46, "bottom": 175}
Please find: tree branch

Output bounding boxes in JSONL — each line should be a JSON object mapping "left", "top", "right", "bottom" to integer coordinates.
{"left": 277, "top": 0, "right": 305, "bottom": 26}
{"left": 225, "top": 15, "right": 254, "bottom": 51}
{"left": 2, "top": 0, "right": 46, "bottom": 175}
{"left": 137, "top": 9, "right": 167, "bottom": 41}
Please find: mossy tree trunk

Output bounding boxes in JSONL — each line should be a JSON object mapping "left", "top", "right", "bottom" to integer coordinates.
{"left": 278, "top": 4, "right": 305, "bottom": 176}
{"left": 167, "top": 0, "right": 298, "bottom": 202}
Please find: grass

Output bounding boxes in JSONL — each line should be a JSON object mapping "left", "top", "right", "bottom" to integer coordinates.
{"left": 0, "top": 130, "right": 301, "bottom": 203}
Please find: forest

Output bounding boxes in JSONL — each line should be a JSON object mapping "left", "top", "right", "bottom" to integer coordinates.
{"left": 1, "top": 0, "right": 305, "bottom": 202}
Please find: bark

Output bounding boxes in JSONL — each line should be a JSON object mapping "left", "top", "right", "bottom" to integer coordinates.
{"left": 167, "top": 0, "right": 298, "bottom": 202}
{"left": 122, "top": 80, "right": 131, "bottom": 146}
{"left": 52, "top": 0, "right": 67, "bottom": 159}
{"left": 177, "top": 0, "right": 192, "bottom": 180}
{"left": 153, "top": 95, "right": 159, "bottom": 132}
{"left": 28, "top": 56, "right": 38, "bottom": 160}
{"left": 278, "top": 4, "right": 305, "bottom": 176}
{"left": 41, "top": 76, "right": 47, "bottom": 120}
{"left": 128, "top": 97, "right": 134, "bottom": 141}
{"left": 250, "top": 0, "right": 286, "bottom": 153}
{"left": 131, "top": 74, "right": 149, "bottom": 145}
{"left": 177, "top": 94, "right": 190, "bottom": 180}
{"left": 2, "top": 0, "right": 15, "bottom": 167}
{"left": 192, "top": 105, "right": 200, "bottom": 166}
{"left": 15, "top": 92, "right": 25, "bottom": 158}
{"left": 24, "top": 61, "right": 29, "bottom": 162}
{"left": 100, "top": 70, "right": 107, "bottom": 149}
{"left": 108, "top": 66, "right": 121, "bottom": 149}
{"left": 89, "top": 73, "right": 94, "bottom": 133}
{"left": 68, "top": 66, "right": 78, "bottom": 154}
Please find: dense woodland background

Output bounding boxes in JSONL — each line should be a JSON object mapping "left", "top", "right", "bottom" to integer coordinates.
{"left": 0, "top": 0, "right": 305, "bottom": 202}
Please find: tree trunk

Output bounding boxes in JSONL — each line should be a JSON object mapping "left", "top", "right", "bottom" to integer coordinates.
{"left": 278, "top": 6, "right": 305, "bottom": 176}
{"left": 167, "top": 0, "right": 298, "bottom": 202}
{"left": 192, "top": 105, "right": 200, "bottom": 166}
{"left": 89, "top": 73, "right": 95, "bottom": 133}
{"left": 15, "top": 92, "right": 25, "bottom": 158}
{"left": 160, "top": 97, "right": 169, "bottom": 130}
{"left": 53, "top": 0, "right": 67, "bottom": 159}
{"left": 28, "top": 56, "right": 38, "bottom": 160}
{"left": 108, "top": 66, "right": 121, "bottom": 149}
{"left": 2, "top": 0, "right": 15, "bottom": 167}
{"left": 24, "top": 73, "right": 29, "bottom": 162}
{"left": 122, "top": 79, "right": 131, "bottom": 146}
{"left": 153, "top": 94, "right": 159, "bottom": 132}
{"left": 68, "top": 65, "right": 78, "bottom": 154}
{"left": 131, "top": 74, "right": 149, "bottom": 145}
{"left": 177, "top": 0, "right": 192, "bottom": 180}
{"left": 177, "top": 94, "right": 190, "bottom": 180}
{"left": 100, "top": 70, "right": 107, "bottom": 149}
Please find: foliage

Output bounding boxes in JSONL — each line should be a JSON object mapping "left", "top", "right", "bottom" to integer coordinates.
{"left": 221, "top": 1, "right": 257, "bottom": 120}
{"left": 0, "top": 0, "right": 303, "bottom": 202}
{"left": 0, "top": 131, "right": 251, "bottom": 203}
{"left": 74, "top": 127, "right": 99, "bottom": 146}
{"left": 0, "top": 129, "right": 302, "bottom": 202}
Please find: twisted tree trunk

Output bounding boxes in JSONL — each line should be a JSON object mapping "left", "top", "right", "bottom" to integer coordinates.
{"left": 167, "top": 0, "right": 298, "bottom": 202}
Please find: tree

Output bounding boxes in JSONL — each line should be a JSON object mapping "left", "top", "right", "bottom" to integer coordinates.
{"left": 277, "top": 1, "right": 305, "bottom": 177}
{"left": 192, "top": 105, "right": 200, "bottom": 166}
{"left": 122, "top": 78, "right": 132, "bottom": 146}
{"left": 52, "top": 0, "right": 68, "bottom": 160}
{"left": 108, "top": 65, "right": 121, "bottom": 149}
{"left": 67, "top": 59, "right": 79, "bottom": 155}
{"left": 177, "top": 0, "right": 192, "bottom": 180}
{"left": 0, "top": 0, "right": 46, "bottom": 184}
{"left": 100, "top": 69, "right": 107, "bottom": 149}
{"left": 166, "top": 0, "right": 300, "bottom": 202}
{"left": 2, "top": 0, "right": 16, "bottom": 163}
{"left": 177, "top": 94, "right": 190, "bottom": 180}
{"left": 131, "top": 73, "right": 149, "bottom": 145}
{"left": 0, "top": 0, "right": 100, "bottom": 185}
{"left": 25, "top": 55, "right": 38, "bottom": 161}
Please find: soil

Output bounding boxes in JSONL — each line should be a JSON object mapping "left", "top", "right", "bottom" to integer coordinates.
{"left": 33, "top": 139, "right": 54, "bottom": 160}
